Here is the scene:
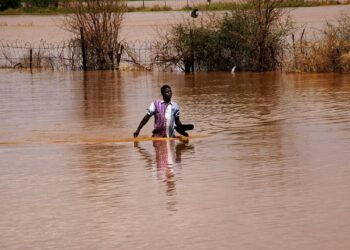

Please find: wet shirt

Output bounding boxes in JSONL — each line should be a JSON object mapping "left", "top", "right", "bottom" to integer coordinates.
{"left": 147, "top": 100, "right": 180, "bottom": 137}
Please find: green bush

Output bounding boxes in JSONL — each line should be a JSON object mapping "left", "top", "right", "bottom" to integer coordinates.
{"left": 0, "top": 0, "right": 21, "bottom": 11}
{"left": 154, "top": 0, "right": 293, "bottom": 72}
{"left": 153, "top": 19, "right": 220, "bottom": 72}
{"left": 219, "top": 2, "right": 293, "bottom": 71}
{"left": 24, "top": 0, "right": 59, "bottom": 8}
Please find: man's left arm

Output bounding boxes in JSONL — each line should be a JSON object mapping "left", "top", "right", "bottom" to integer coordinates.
{"left": 175, "top": 116, "right": 183, "bottom": 127}
{"left": 174, "top": 104, "right": 188, "bottom": 137}
{"left": 175, "top": 116, "right": 189, "bottom": 137}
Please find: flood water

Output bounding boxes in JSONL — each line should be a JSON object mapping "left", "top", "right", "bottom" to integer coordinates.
{"left": 1, "top": 5, "right": 350, "bottom": 43}
{"left": 1, "top": 70, "right": 350, "bottom": 249}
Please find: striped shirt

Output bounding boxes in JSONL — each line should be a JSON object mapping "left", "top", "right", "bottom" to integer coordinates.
{"left": 147, "top": 100, "right": 180, "bottom": 137}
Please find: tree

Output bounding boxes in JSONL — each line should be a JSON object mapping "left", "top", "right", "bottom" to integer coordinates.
{"left": 220, "top": 0, "right": 293, "bottom": 71}
{"left": 154, "top": 0, "right": 293, "bottom": 72}
{"left": 63, "top": 0, "right": 127, "bottom": 70}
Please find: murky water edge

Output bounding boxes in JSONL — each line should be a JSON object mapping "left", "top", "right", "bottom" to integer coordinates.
{"left": 1, "top": 70, "right": 350, "bottom": 249}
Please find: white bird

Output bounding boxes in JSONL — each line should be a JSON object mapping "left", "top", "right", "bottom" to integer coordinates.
{"left": 231, "top": 65, "right": 236, "bottom": 74}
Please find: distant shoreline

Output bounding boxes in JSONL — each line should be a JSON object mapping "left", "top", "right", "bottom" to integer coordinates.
{"left": 1, "top": 5, "right": 350, "bottom": 43}
{"left": 0, "top": 0, "right": 349, "bottom": 15}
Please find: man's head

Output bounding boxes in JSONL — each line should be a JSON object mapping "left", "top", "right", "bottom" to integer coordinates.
{"left": 161, "top": 84, "right": 172, "bottom": 102}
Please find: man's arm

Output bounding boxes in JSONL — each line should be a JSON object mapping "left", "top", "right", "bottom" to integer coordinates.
{"left": 134, "top": 114, "right": 151, "bottom": 138}
{"left": 175, "top": 116, "right": 183, "bottom": 127}
{"left": 175, "top": 117, "right": 189, "bottom": 137}
{"left": 175, "top": 116, "right": 195, "bottom": 137}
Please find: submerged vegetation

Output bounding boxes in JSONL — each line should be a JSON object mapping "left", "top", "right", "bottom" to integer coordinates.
{"left": 154, "top": 0, "right": 293, "bottom": 72}
{"left": 285, "top": 14, "right": 350, "bottom": 73}
{"left": 0, "top": 0, "right": 349, "bottom": 14}
{"left": 190, "top": 0, "right": 346, "bottom": 11}
{"left": 63, "top": 0, "right": 126, "bottom": 70}
{"left": 154, "top": 0, "right": 350, "bottom": 73}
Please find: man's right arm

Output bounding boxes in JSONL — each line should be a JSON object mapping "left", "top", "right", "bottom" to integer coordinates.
{"left": 134, "top": 114, "right": 151, "bottom": 138}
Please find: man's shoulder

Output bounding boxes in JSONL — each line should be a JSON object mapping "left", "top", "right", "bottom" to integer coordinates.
{"left": 171, "top": 101, "right": 179, "bottom": 109}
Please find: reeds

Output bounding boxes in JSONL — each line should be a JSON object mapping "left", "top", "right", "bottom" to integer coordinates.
{"left": 285, "top": 14, "right": 350, "bottom": 73}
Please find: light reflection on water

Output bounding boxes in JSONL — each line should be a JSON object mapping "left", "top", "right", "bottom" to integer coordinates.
{"left": 1, "top": 70, "right": 350, "bottom": 249}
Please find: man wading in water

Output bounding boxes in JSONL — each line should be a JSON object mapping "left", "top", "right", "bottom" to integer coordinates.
{"left": 134, "top": 85, "right": 192, "bottom": 138}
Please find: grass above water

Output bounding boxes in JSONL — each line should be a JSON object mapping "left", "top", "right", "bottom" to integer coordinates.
{"left": 0, "top": 0, "right": 349, "bottom": 15}
{"left": 198, "top": 0, "right": 348, "bottom": 10}
{"left": 0, "top": 7, "right": 71, "bottom": 15}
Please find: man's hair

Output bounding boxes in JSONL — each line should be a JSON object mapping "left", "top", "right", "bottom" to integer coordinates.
{"left": 161, "top": 84, "right": 171, "bottom": 94}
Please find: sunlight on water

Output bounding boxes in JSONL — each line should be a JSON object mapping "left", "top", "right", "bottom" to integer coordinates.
{"left": 1, "top": 70, "right": 350, "bottom": 249}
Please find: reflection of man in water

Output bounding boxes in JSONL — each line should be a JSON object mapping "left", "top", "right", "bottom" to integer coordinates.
{"left": 133, "top": 85, "right": 185, "bottom": 138}
{"left": 134, "top": 140, "right": 194, "bottom": 196}
{"left": 153, "top": 140, "right": 176, "bottom": 183}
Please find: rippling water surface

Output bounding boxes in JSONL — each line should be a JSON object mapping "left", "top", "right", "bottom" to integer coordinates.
{"left": 1, "top": 70, "right": 350, "bottom": 249}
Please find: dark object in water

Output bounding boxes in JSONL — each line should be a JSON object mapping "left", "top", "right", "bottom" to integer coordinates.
{"left": 175, "top": 124, "right": 194, "bottom": 137}
{"left": 191, "top": 9, "right": 198, "bottom": 18}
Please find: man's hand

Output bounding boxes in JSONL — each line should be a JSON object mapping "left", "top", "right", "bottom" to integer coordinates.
{"left": 175, "top": 124, "right": 193, "bottom": 137}
{"left": 133, "top": 114, "right": 151, "bottom": 138}
{"left": 133, "top": 130, "right": 140, "bottom": 138}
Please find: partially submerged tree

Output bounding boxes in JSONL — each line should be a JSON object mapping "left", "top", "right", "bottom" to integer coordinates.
{"left": 219, "top": 0, "right": 293, "bottom": 71}
{"left": 153, "top": 13, "right": 222, "bottom": 72}
{"left": 154, "top": 0, "right": 293, "bottom": 72}
{"left": 64, "top": 0, "right": 126, "bottom": 70}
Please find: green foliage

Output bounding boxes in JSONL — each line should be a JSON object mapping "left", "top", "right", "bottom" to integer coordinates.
{"left": 219, "top": 1, "right": 293, "bottom": 71}
{"left": 127, "top": 4, "right": 172, "bottom": 12}
{"left": 155, "top": 0, "right": 293, "bottom": 72}
{"left": 181, "top": 0, "right": 343, "bottom": 11}
{"left": 0, "top": 0, "right": 21, "bottom": 11}
{"left": 24, "top": 0, "right": 59, "bottom": 8}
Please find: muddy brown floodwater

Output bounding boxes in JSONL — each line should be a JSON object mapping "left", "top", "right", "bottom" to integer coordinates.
{"left": 0, "top": 6, "right": 350, "bottom": 43}
{"left": 1, "top": 5, "right": 350, "bottom": 250}
{"left": 1, "top": 70, "right": 350, "bottom": 249}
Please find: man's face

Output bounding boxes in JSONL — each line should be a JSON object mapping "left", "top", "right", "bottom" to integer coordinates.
{"left": 162, "top": 87, "right": 172, "bottom": 101}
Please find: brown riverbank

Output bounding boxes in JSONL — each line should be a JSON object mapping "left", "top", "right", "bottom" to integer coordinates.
{"left": 0, "top": 6, "right": 349, "bottom": 43}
